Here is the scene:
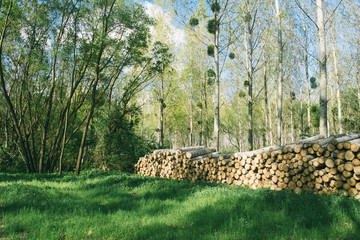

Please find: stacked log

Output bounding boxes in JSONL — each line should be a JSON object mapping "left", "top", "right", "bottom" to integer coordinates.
{"left": 135, "top": 133, "right": 360, "bottom": 198}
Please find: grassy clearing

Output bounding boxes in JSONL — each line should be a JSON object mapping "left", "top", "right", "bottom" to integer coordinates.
{"left": 0, "top": 171, "right": 360, "bottom": 239}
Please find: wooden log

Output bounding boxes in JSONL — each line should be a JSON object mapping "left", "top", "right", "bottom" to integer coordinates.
{"left": 352, "top": 159, "right": 360, "bottom": 166}
{"left": 345, "top": 151, "right": 355, "bottom": 161}
{"left": 347, "top": 177, "right": 357, "bottom": 187}
{"left": 325, "top": 159, "right": 335, "bottom": 168}
{"left": 334, "top": 159, "right": 344, "bottom": 166}
{"left": 354, "top": 166, "right": 360, "bottom": 175}
{"left": 349, "top": 139, "right": 360, "bottom": 152}
{"left": 337, "top": 143, "right": 344, "bottom": 150}
{"left": 348, "top": 188, "right": 358, "bottom": 196}
{"left": 319, "top": 134, "right": 346, "bottom": 146}
{"left": 334, "top": 134, "right": 360, "bottom": 145}
{"left": 344, "top": 142, "right": 352, "bottom": 150}
{"left": 185, "top": 148, "right": 216, "bottom": 159}
{"left": 344, "top": 163, "right": 354, "bottom": 172}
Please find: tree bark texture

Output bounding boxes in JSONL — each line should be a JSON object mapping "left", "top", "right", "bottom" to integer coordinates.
{"left": 316, "top": 0, "right": 328, "bottom": 137}
{"left": 213, "top": 0, "right": 220, "bottom": 151}
{"left": 275, "top": 0, "right": 283, "bottom": 145}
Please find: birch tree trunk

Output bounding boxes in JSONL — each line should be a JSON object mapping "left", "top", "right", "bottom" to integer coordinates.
{"left": 269, "top": 98, "right": 273, "bottom": 146}
{"left": 329, "top": 20, "right": 343, "bottom": 133}
{"left": 302, "top": 0, "right": 311, "bottom": 134}
{"left": 298, "top": 47, "right": 304, "bottom": 135}
{"left": 290, "top": 96, "right": 295, "bottom": 142}
{"left": 263, "top": 52, "right": 271, "bottom": 146}
{"left": 159, "top": 73, "right": 164, "bottom": 147}
{"left": 316, "top": 0, "right": 328, "bottom": 137}
{"left": 357, "top": 44, "right": 360, "bottom": 109}
{"left": 238, "top": 97, "right": 242, "bottom": 152}
{"left": 275, "top": 0, "right": 283, "bottom": 145}
{"left": 213, "top": 0, "right": 220, "bottom": 151}
{"left": 204, "top": 73, "right": 208, "bottom": 147}
{"left": 199, "top": 77, "right": 204, "bottom": 146}
{"left": 355, "top": 43, "right": 360, "bottom": 109}
{"left": 245, "top": 2, "right": 254, "bottom": 150}
{"left": 189, "top": 90, "right": 194, "bottom": 146}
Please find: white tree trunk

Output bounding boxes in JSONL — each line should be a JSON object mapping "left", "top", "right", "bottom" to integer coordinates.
{"left": 159, "top": 74, "right": 164, "bottom": 147}
{"left": 316, "top": 0, "right": 328, "bottom": 137}
{"left": 275, "top": 0, "right": 283, "bottom": 145}
{"left": 357, "top": 44, "right": 360, "bottom": 113}
{"left": 189, "top": 91, "right": 194, "bottom": 146}
{"left": 245, "top": 1, "right": 254, "bottom": 150}
{"left": 238, "top": 96, "right": 242, "bottom": 152}
{"left": 331, "top": 23, "right": 343, "bottom": 133}
{"left": 291, "top": 97, "right": 295, "bottom": 142}
{"left": 264, "top": 55, "right": 270, "bottom": 146}
{"left": 203, "top": 73, "right": 208, "bottom": 147}
{"left": 302, "top": 0, "right": 311, "bottom": 134}
{"left": 297, "top": 48, "right": 304, "bottom": 135}
{"left": 213, "top": 0, "right": 220, "bottom": 151}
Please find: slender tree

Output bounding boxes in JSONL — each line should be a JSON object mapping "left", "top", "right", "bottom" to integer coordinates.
{"left": 316, "top": 0, "right": 328, "bottom": 137}
{"left": 275, "top": 0, "right": 283, "bottom": 145}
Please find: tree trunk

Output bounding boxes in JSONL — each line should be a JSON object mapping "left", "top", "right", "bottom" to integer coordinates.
{"left": 213, "top": 0, "right": 220, "bottom": 151}
{"left": 39, "top": 54, "right": 57, "bottom": 173}
{"left": 204, "top": 73, "right": 208, "bottom": 147}
{"left": 330, "top": 23, "right": 342, "bottom": 133}
{"left": 316, "top": 0, "right": 328, "bottom": 137}
{"left": 59, "top": 106, "right": 69, "bottom": 175}
{"left": 298, "top": 47, "right": 304, "bottom": 136}
{"left": 263, "top": 50, "right": 270, "bottom": 146}
{"left": 238, "top": 94, "right": 242, "bottom": 152}
{"left": 245, "top": 1, "right": 254, "bottom": 151}
{"left": 290, "top": 97, "right": 295, "bottom": 142}
{"left": 4, "top": 116, "right": 8, "bottom": 148}
{"left": 269, "top": 96, "right": 274, "bottom": 146}
{"left": 302, "top": 0, "right": 311, "bottom": 134}
{"left": 76, "top": 42, "right": 106, "bottom": 174}
{"left": 189, "top": 94, "right": 194, "bottom": 146}
{"left": 159, "top": 73, "right": 164, "bottom": 147}
{"left": 76, "top": 85, "right": 96, "bottom": 175}
{"left": 0, "top": 1, "right": 33, "bottom": 173}
{"left": 275, "top": 0, "right": 283, "bottom": 145}
{"left": 39, "top": 10, "right": 70, "bottom": 173}
{"left": 357, "top": 43, "right": 360, "bottom": 109}
{"left": 141, "top": 105, "right": 144, "bottom": 137}
{"left": 199, "top": 81, "right": 203, "bottom": 146}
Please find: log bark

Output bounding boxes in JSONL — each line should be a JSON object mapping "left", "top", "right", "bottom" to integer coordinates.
{"left": 185, "top": 148, "right": 216, "bottom": 159}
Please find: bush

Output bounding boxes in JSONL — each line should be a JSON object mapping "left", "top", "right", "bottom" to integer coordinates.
{"left": 98, "top": 105, "right": 156, "bottom": 172}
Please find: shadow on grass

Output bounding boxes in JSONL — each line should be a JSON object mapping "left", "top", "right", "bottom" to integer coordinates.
{"left": 0, "top": 172, "right": 214, "bottom": 216}
{"left": 1, "top": 172, "right": 360, "bottom": 239}
{"left": 131, "top": 187, "right": 360, "bottom": 240}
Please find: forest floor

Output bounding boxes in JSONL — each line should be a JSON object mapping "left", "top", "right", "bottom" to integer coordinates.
{"left": 0, "top": 171, "right": 360, "bottom": 240}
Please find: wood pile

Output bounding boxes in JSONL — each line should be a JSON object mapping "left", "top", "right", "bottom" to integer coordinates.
{"left": 135, "top": 133, "right": 360, "bottom": 198}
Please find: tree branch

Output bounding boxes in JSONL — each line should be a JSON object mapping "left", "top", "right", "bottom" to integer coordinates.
{"left": 294, "top": 0, "right": 319, "bottom": 29}
{"left": 325, "top": 0, "right": 343, "bottom": 26}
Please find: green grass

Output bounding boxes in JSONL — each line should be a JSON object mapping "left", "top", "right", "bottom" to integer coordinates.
{"left": 1, "top": 171, "right": 360, "bottom": 240}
